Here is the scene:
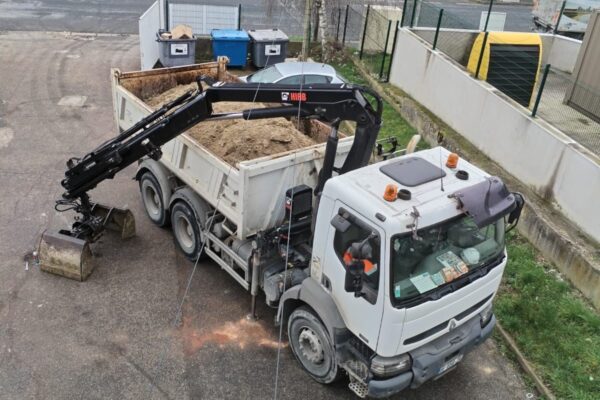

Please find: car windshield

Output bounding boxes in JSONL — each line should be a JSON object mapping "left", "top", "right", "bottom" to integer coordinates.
{"left": 390, "top": 215, "right": 505, "bottom": 306}
{"left": 247, "top": 66, "right": 283, "bottom": 83}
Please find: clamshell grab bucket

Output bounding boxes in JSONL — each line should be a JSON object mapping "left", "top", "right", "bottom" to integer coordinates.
{"left": 38, "top": 205, "right": 135, "bottom": 281}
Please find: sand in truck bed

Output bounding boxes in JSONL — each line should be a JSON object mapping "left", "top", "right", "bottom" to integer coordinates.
{"left": 146, "top": 83, "right": 318, "bottom": 165}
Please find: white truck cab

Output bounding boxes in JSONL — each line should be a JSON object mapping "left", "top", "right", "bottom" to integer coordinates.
{"left": 281, "top": 147, "right": 521, "bottom": 398}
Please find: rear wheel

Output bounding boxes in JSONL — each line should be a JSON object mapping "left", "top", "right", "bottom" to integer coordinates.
{"left": 288, "top": 306, "right": 341, "bottom": 384}
{"left": 170, "top": 201, "right": 207, "bottom": 261}
{"left": 139, "top": 171, "right": 169, "bottom": 227}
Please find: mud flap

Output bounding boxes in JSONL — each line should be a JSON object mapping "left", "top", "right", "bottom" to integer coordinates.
{"left": 38, "top": 231, "right": 94, "bottom": 281}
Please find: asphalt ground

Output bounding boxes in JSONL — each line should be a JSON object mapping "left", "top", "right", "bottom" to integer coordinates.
{"left": 0, "top": 31, "right": 536, "bottom": 399}
{"left": 0, "top": 0, "right": 535, "bottom": 36}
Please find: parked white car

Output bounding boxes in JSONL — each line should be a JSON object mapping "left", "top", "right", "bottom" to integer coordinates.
{"left": 239, "top": 62, "right": 348, "bottom": 84}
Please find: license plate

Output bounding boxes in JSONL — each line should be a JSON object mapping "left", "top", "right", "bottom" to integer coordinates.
{"left": 438, "top": 353, "right": 463, "bottom": 375}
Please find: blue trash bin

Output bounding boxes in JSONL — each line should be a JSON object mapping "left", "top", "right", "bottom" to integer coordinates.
{"left": 211, "top": 29, "right": 249, "bottom": 68}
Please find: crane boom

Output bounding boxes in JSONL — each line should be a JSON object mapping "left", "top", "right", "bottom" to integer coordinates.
{"left": 56, "top": 81, "right": 382, "bottom": 241}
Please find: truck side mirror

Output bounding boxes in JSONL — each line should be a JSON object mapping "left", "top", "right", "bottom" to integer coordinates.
{"left": 344, "top": 261, "right": 364, "bottom": 297}
{"left": 506, "top": 192, "right": 525, "bottom": 233}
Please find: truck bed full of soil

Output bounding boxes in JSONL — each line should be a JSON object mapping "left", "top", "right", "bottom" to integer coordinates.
{"left": 146, "top": 83, "right": 319, "bottom": 165}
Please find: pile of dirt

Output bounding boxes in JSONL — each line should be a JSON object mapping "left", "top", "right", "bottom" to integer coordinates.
{"left": 145, "top": 83, "right": 318, "bottom": 165}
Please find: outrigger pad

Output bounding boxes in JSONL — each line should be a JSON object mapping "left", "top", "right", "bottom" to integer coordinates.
{"left": 39, "top": 231, "right": 94, "bottom": 281}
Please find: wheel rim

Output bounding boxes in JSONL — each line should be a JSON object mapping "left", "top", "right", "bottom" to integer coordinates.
{"left": 174, "top": 212, "right": 195, "bottom": 252}
{"left": 298, "top": 326, "right": 325, "bottom": 365}
{"left": 142, "top": 181, "right": 161, "bottom": 217}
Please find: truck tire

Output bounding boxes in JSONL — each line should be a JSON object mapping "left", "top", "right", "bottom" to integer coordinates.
{"left": 288, "top": 306, "right": 341, "bottom": 384}
{"left": 139, "top": 171, "right": 169, "bottom": 227}
{"left": 170, "top": 200, "right": 207, "bottom": 262}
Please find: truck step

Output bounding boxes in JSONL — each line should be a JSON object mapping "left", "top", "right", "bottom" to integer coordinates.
{"left": 348, "top": 376, "right": 368, "bottom": 398}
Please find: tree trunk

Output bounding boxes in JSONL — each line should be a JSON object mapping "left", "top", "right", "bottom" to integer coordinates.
{"left": 301, "top": 0, "right": 312, "bottom": 60}
{"left": 318, "top": 0, "right": 332, "bottom": 61}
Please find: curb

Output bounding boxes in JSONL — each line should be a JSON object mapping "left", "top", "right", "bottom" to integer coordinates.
{"left": 496, "top": 323, "right": 556, "bottom": 400}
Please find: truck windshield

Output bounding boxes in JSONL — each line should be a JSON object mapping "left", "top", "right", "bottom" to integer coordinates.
{"left": 390, "top": 215, "right": 505, "bottom": 306}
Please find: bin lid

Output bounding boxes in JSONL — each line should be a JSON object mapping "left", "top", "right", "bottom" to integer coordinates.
{"left": 248, "top": 29, "right": 288, "bottom": 42}
{"left": 211, "top": 29, "right": 249, "bottom": 41}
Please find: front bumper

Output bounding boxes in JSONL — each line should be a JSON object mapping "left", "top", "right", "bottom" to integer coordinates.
{"left": 366, "top": 314, "right": 495, "bottom": 398}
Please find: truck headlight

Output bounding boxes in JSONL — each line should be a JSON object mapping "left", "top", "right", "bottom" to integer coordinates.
{"left": 370, "top": 353, "right": 411, "bottom": 377}
{"left": 480, "top": 303, "right": 494, "bottom": 327}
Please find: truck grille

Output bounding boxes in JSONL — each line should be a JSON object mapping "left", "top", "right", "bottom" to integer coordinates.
{"left": 403, "top": 294, "right": 493, "bottom": 345}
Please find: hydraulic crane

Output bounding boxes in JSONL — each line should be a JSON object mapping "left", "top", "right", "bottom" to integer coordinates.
{"left": 40, "top": 79, "right": 382, "bottom": 278}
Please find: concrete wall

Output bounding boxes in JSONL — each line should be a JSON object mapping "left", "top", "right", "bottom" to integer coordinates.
{"left": 543, "top": 34, "right": 582, "bottom": 73}
{"left": 412, "top": 28, "right": 477, "bottom": 66}
{"left": 365, "top": 6, "right": 403, "bottom": 53}
{"left": 389, "top": 28, "right": 600, "bottom": 241}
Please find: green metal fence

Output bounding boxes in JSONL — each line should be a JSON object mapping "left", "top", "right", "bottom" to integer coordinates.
{"left": 402, "top": 0, "right": 600, "bottom": 156}
{"left": 335, "top": 5, "right": 399, "bottom": 82}
{"left": 532, "top": 65, "right": 600, "bottom": 157}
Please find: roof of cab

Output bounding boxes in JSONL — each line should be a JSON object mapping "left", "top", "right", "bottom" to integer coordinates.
{"left": 325, "top": 147, "right": 490, "bottom": 220}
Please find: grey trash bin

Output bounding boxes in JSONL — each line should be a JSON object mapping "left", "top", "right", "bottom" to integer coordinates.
{"left": 248, "top": 29, "right": 288, "bottom": 68}
{"left": 156, "top": 30, "right": 196, "bottom": 67}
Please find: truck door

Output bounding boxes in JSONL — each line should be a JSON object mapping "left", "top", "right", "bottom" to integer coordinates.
{"left": 325, "top": 202, "right": 385, "bottom": 350}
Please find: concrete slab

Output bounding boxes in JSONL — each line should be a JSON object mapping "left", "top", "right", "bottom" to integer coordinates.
{"left": 0, "top": 31, "right": 535, "bottom": 400}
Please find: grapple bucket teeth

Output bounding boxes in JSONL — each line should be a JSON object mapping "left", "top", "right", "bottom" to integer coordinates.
{"left": 91, "top": 204, "right": 136, "bottom": 239}
{"left": 38, "top": 231, "right": 94, "bottom": 281}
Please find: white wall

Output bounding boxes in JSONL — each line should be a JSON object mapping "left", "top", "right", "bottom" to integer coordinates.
{"left": 389, "top": 28, "right": 600, "bottom": 241}
{"left": 544, "top": 35, "right": 582, "bottom": 73}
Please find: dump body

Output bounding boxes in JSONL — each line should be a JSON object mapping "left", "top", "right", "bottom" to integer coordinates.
{"left": 111, "top": 61, "right": 354, "bottom": 240}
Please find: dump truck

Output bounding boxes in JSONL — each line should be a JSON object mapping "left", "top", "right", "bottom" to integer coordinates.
{"left": 39, "top": 61, "right": 524, "bottom": 398}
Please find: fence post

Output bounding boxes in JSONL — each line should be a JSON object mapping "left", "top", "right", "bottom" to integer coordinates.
{"left": 342, "top": 4, "right": 349, "bottom": 45}
{"left": 165, "top": 0, "right": 170, "bottom": 30}
{"left": 432, "top": 9, "right": 444, "bottom": 50}
{"left": 410, "top": 0, "right": 419, "bottom": 28}
{"left": 237, "top": 4, "right": 242, "bottom": 29}
{"left": 336, "top": 8, "right": 342, "bottom": 41}
{"left": 554, "top": 0, "right": 567, "bottom": 34}
{"left": 379, "top": 20, "right": 393, "bottom": 79}
{"left": 475, "top": 31, "right": 489, "bottom": 79}
{"left": 483, "top": 0, "right": 494, "bottom": 32}
{"left": 359, "top": 5, "right": 370, "bottom": 60}
{"left": 400, "top": 0, "right": 408, "bottom": 27}
{"left": 532, "top": 64, "right": 551, "bottom": 117}
{"left": 386, "top": 20, "right": 400, "bottom": 82}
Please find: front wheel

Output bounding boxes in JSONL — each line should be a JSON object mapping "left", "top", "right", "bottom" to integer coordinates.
{"left": 288, "top": 306, "right": 341, "bottom": 384}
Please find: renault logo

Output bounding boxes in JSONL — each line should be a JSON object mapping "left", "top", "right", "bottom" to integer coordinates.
{"left": 448, "top": 319, "right": 457, "bottom": 331}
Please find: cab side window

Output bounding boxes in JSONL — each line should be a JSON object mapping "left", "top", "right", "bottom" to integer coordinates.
{"left": 333, "top": 213, "right": 380, "bottom": 303}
